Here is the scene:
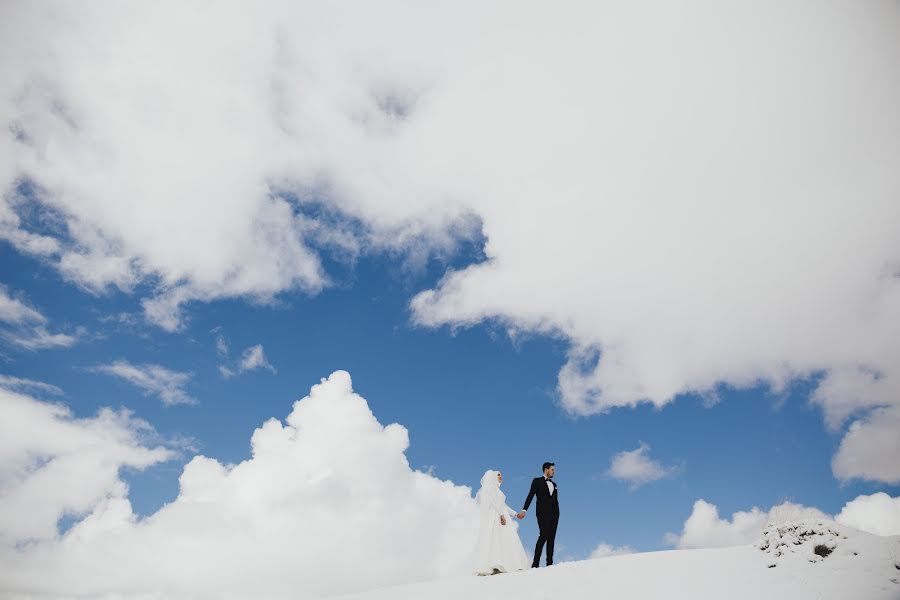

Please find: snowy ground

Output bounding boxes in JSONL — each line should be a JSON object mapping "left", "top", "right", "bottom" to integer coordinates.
{"left": 334, "top": 521, "right": 900, "bottom": 600}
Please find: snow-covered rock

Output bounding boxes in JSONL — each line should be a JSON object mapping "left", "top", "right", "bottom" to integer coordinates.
{"left": 756, "top": 518, "right": 853, "bottom": 564}
{"left": 334, "top": 521, "right": 900, "bottom": 600}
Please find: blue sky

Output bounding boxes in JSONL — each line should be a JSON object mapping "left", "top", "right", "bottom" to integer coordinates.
{"left": 3, "top": 234, "right": 895, "bottom": 559}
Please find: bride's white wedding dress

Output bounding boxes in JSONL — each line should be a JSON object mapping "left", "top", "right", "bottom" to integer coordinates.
{"left": 472, "top": 469, "right": 530, "bottom": 575}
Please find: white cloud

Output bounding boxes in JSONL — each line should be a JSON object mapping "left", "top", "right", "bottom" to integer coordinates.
{"left": 92, "top": 360, "right": 195, "bottom": 406}
{"left": 213, "top": 328, "right": 276, "bottom": 378}
{"left": 830, "top": 406, "right": 900, "bottom": 485}
{"left": 835, "top": 492, "right": 900, "bottom": 536}
{"left": 0, "top": 285, "right": 79, "bottom": 350}
{"left": 0, "top": 286, "right": 45, "bottom": 325}
{"left": 607, "top": 442, "right": 678, "bottom": 489}
{"left": 0, "top": 386, "right": 174, "bottom": 544}
{"left": 1, "top": 1, "right": 461, "bottom": 332}
{"left": 1, "top": 1, "right": 899, "bottom": 480}
{"left": 0, "top": 374, "right": 63, "bottom": 396}
{"left": 238, "top": 343, "right": 276, "bottom": 375}
{"left": 3, "top": 327, "right": 79, "bottom": 350}
{"left": 809, "top": 366, "right": 892, "bottom": 432}
{"left": 0, "top": 370, "right": 479, "bottom": 599}
{"left": 588, "top": 542, "right": 635, "bottom": 559}
{"left": 211, "top": 326, "right": 229, "bottom": 357}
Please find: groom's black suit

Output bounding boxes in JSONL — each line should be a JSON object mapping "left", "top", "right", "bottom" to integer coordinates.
{"left": 522, "top": 476, "right": 559, "bottom": 567}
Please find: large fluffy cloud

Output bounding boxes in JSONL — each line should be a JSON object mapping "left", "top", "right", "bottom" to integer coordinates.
{"left": 0, "top": 1, "right": 473, "bottom": 332}
{"left": 835, "top": 492, "right": 900, "bottom": 537}
{"left": 407, "top": 1, "right": 900, "bottom": 483}
{"left": 2, "top": 1, "right": 899, "bottom": 482}
{"left": 0, "top": 386, "right": 173, "bottom": 546}
{"left": 0, "top": 371, "right": 479, "bottom": 599}
{"left": 667, "top": 493, "right": 900, "bottom": 549}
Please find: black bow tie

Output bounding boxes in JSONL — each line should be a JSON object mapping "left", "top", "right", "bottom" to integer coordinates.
{"left": 545, "top": 477, "right": 553, "bottom": 482}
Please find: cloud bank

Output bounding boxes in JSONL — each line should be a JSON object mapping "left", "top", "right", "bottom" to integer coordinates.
{"left": 667, "top": 494, "right": 900, "bottom": 549}
{"left": 0, "top": 371, "right": 479, "bottom": 599}
{"left": 1, "top": 1, "right": 899, "bottom": 482}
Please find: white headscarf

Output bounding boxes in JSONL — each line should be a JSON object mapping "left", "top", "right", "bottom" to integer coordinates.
{"left": 475, "top": 469, "right": 503, "bottom": 509}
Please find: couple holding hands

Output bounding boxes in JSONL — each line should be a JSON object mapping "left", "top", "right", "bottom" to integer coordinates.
{"left": 473, "top": 462, "right": 559, "bottom": 575}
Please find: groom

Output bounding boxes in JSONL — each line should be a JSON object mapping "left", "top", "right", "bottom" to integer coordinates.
{"left": 517, "top": 462, "right": 559, "bottom": 567}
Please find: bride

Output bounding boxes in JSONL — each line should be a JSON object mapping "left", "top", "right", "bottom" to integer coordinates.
{"left": 472, "top": 469, "right": 530, "bottom": 575}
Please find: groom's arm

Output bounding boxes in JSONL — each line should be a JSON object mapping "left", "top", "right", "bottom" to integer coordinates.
{"left": 522, "top": 478, "right": 537, "bottom": 511}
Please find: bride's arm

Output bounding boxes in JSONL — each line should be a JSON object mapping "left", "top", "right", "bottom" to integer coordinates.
{"left": 499, "top": 498, "right": 520, "bottom": 522}
{"left": 500, "top": 501, "right": 518, "bottom": 518}
{"left": 490, "top": 495, "right": 511, "bottom": 524}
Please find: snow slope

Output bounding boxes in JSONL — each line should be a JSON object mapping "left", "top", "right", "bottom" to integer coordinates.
{"left": 335, "top": 521, "right": 900, "bottom": 600}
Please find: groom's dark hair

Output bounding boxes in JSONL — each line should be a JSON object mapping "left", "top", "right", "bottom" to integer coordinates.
{"left": 542, "top": 462, "right": 554, "bottom": 472}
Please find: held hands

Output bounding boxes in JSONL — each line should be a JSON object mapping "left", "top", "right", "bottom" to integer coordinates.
{"left": 516, "top": 511, "right": 526, "bottom": 520}
{"left": 500, "top": 515, "right": 507, "bottom": 526}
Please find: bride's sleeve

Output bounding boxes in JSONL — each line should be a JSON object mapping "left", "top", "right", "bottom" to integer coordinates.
{"left": 490, "top": 494, "right": 510, "bottom": 517}
{"left": 495, "top": 497, "right": 516, "bottom": 517}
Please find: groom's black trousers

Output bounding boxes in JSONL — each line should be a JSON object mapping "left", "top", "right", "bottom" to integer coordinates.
{"left": 533, "top": 517, "right": 558, "bottom": 567}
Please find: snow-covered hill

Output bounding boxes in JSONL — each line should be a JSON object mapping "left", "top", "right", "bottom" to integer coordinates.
{"left": 335, "top": 520, "right": 900, "bottom": 600}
